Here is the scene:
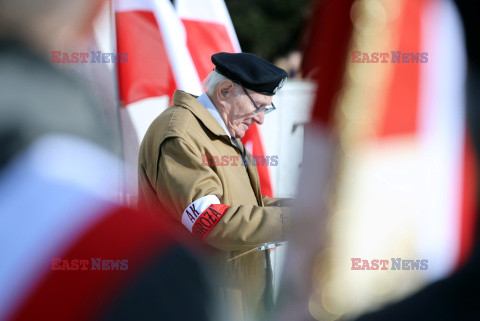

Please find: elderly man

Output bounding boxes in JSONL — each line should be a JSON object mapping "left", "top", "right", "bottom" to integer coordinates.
{"left": 138, "top": 52, "right": 294, "bottom": 319}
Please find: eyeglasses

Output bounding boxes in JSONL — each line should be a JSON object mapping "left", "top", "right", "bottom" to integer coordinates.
{"left": 241, "top": 86, "right": 276, "bottom": 115}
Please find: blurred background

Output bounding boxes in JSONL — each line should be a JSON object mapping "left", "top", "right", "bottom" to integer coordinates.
{"left": 1, "top": 0, "right": 478, "bottom": 320}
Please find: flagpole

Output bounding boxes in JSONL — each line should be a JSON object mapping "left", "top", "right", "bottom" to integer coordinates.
{"left": 109, "top": 0, "right": 127, "bottom": 205}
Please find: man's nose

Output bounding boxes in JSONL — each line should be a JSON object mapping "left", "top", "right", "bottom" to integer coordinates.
{"left": 253, "top": 112, "right": 265, "bottom": 125}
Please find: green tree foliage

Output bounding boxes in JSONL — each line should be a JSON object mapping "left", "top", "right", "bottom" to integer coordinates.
{"left": 225, "top": 0, "right": 313, "bottom": 62}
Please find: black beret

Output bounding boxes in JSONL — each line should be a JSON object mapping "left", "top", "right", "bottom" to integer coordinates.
{"left": 211, "top": 52, "right": 288, "bottom": 95}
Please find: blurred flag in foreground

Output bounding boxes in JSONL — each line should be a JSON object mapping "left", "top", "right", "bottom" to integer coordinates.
{"left": 273, "top": 1, "right": 355, "bottom": 320}
{"left": 297, "top": 0, "right": 477, "bottom": 319}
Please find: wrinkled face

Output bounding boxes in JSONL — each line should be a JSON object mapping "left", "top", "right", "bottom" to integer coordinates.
{"left": 222, "top": 87, "right": 271, "bottom": 139}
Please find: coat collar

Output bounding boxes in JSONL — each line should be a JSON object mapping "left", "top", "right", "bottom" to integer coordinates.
{"left": 197, "top": 93, "right": 231, "bottom": 139}
{"left": 173, "top": 90, "right": 229, "bottom": 139}
{"left": 172, "top": 90, "right": 246, "bottom": 152}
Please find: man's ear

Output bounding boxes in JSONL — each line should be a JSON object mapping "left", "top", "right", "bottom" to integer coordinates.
{"left": 216, "top": 80, "right": 235, "bottom": 101}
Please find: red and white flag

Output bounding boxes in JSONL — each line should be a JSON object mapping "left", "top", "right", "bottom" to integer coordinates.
{"left": 115, "top": 0, "right": 203, "bottom": 197}
{"left": 115, "top": 0, "right": 201, "bottom": 106}
{"left": 288, "top": 0, "right": 477, "bottom": 316}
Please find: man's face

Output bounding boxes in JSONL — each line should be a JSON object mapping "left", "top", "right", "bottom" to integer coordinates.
{"left": 223, "top": 88, "right": 271, "bottom": 139}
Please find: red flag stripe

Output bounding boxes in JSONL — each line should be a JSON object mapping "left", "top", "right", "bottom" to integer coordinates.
{"left": 192, "top": 204, "right": 230, "bottom": 242}
{"left": 301, "top": 0, "right": 356, "bottom": 127}
{"left": 181, "top": 19, "right": 236, "bottom": 81}
{"left": 116, "top": 10, "right": 177, "bottom": 106}
{"left": 457, "top": 132, "right": 478, "bottom": 268}
{"left": 241, "top": 123, "right": 273, "bottom": 197}
{"left": 11, "top": 207, "right": 178, "bottom": 321}
{"left": 375, "top": 0, "right": 422, "bottom": 138}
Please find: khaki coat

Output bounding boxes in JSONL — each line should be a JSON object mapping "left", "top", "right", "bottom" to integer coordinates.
{"left": 138, "top": 90, "right": 293, "bottom": 320}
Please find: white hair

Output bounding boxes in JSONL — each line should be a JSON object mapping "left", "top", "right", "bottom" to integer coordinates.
{"left": 202, "top": 70, "right": 242, "bottom": 96}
